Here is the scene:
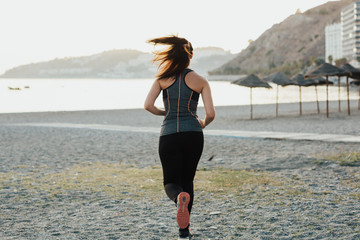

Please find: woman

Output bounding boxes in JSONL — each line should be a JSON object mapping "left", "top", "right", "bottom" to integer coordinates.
{"left": 144, "top": 35, "right": 215, "bottom": 238}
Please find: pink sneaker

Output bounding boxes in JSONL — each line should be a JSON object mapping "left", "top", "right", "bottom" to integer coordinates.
{"left": 176, "top": 192, "right": 190, "bottom": 229}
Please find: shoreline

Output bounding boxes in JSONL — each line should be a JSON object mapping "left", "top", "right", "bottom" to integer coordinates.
{"left": 0, "top": 98, "right": 359, "bottom": 114}
{"left": 1, "top": 99, "right": 360, "bottom": 133}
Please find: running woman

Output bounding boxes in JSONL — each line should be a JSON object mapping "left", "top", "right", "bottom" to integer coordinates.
{"left": 144, "top": 35, "right": 215, "bottom": 238}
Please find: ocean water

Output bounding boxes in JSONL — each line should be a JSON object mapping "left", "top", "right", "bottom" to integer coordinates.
{"left": 0, "top": 78, "right": 358, "bottom": 113}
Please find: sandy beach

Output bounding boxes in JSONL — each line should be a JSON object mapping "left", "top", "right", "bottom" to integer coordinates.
{"left": 1, "top": 100, "right": 360, "bottom": 239}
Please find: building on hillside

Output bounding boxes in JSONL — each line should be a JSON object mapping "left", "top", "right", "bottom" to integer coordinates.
{"left": 341, "top": 1, "right": 360, "bottom": 66}
{"left": 325, "top": 23, "right": 342, "bottom": 63}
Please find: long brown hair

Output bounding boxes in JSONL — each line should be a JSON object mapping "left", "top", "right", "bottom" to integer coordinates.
{"left": 147, "top": 35, "right": 193, "bottom": 80}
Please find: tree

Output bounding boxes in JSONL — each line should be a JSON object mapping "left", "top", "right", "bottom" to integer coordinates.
{"left": 334, "top": 58, "right": 347, "bottom": 66}
{"left": 309, "top": 56, "right": 316, "bottom": 65}
{"left": 328, "top": 55, "right": 333, "bottom": 64}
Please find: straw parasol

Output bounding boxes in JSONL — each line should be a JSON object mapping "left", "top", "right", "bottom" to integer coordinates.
{"left": 350, "top": 78, "right": 360, "bottom": 110}
{"left": 351, "top": 80, "right": 360, "bottom": 85}
{"left": 232, "top": 74, "right": 272, "bottom": 119}
{"left": 292, "top": 74, "right": 317, "bottom": 115}
{"left": 305, "top": 63, "right": 348, "bottom": 118}
{"left": 340, "top": 63, "right": 360, "bottom": 115}
{"left": 263, "top": 72, "right": 297, "bottom": 117}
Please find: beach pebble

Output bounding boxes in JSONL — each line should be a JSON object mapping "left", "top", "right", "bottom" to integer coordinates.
{"left": 209, "top": 211, "right": 221, "bottom": 216}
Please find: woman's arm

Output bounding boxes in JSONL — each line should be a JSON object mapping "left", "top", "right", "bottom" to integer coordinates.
{"left": 144, "top": 80, "right": 166, "bottom": 116}
{"left": 199, "top": 80, "right": 215, "bottom": 128}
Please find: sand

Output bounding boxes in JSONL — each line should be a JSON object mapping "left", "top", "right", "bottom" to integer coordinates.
{"left": 0, "top": 100, "right": 359, "bottom": 239}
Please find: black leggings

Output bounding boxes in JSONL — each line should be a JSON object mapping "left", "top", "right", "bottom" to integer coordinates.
{"left": 158, "top": 131, "right": 204, "bottom": 214}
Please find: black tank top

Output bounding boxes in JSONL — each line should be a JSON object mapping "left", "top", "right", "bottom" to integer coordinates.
{"left": 160, "top": 69, "right": 202, "bottom": 136}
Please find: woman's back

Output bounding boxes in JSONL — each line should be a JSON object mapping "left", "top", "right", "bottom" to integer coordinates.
{"left": 160, "top": 68, "right": 202, "bottom": 136}
{"left": 159, "top": 71, "right": 206, "bottom": 94}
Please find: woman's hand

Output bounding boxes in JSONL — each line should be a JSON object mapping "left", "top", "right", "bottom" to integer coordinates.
{"left": 198, "top": 119, "right": 206, "bottom": 129}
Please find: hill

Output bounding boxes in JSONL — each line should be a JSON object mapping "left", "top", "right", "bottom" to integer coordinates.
{"left": 190, "top": 47, "right": 235, "bottom": 76}
{"left": 210, "top": 0, "right": 354, "bottom": 77}
{"left": 0, "top": 48, "right": 234, "bottom": 79}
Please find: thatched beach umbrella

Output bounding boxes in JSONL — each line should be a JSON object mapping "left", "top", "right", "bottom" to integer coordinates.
{"left": 351, "top": 79, "right": 360, "bottom": 85}
{"left": 340, "top": 63, "right": 360, "bottom": 115}
{"left": 232, "top": 74, "right": 272, "bottom": 120}
{"left": 263, "top": 72, "right": 297, "bottom": 117}
{"left": 350, "top": 79, "right": 360, "bottom": 110}
{"left": 292, "top": 74, "right": 317, "bottom": 116}
{"left": 305, "top": 63, "right": 347, "bottom": 118}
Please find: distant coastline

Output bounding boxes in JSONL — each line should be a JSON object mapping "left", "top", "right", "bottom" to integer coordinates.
{"left": 0, "top": 47, "right": 235, "bottom": 79}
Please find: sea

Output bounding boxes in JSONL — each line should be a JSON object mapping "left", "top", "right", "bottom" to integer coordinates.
{"left": 0, "top": 78, "right": 358, "bottom": 113}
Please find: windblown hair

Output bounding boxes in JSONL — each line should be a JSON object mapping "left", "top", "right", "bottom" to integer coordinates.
{"left": 147, "top": 35, "right": 193, "bottom": 80}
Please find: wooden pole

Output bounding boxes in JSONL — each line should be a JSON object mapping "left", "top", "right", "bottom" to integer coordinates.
{"left": 326, "top": 75, "right": 329, "bottom": 118}
{"left": 315, "top": 85, "right": 320, "bottom": 114}
{"left": 358, "top": 84, "right": 360, "bottom": 110}
{"left": 299, "top": 86, "right": 302, "bottom": 116}
{"left": 276, "top": 85, "right": 279, "bottom": 117}
{"left": 250, "top": 88, "right": 253, "bottom": 120}
{"left": 338, "top": 76, "right": 341, "bottom": 112}
{"left": 346, "top": 76, "right": 350, "bottom": 116}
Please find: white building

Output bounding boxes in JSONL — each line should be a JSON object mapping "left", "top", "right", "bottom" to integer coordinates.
{"left": 325, "top": 23, "right": 342, "bottom": 63}
{"left": 341, "top": 1, "right": 360, "bottom": 64}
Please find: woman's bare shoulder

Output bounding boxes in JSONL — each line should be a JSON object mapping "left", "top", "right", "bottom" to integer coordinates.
{"left": 158, "top": 76, "right": 176, "bottom": 89}
{"left": 187, "top": 71, "right": 208, "bottom": 83}
{"left": 186, "top": 70, "right": 210, "bottom": 93}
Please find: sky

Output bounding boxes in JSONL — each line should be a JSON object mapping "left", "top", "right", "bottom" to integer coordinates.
{"left": 0, "top": 0, "right": 333, "bottom": 75}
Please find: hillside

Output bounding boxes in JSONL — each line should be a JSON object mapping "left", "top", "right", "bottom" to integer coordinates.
{"left": 210, "top": 0, "right": 354, "bottom": 77}
{"left": 190, "top": 47, "right": 235, "bottom": 76}
{"left": 0, "top": 47, "right": 234, "bottom": 79}
{"left": 0, "top": 49, "right": 154, "bottom": 79}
